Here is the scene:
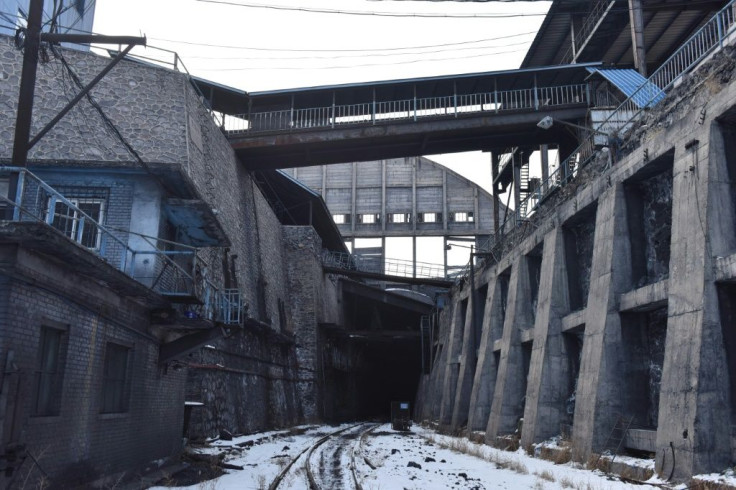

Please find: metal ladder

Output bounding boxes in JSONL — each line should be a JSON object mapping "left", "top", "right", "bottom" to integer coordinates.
{"left": 594, "top": 414, "right": 634, "bottom": 471}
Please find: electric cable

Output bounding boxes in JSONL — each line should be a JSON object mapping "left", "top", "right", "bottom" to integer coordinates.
{"left": 149, "top": 29, "right": 538, "bottom": 53}
{"left": 196, "top": 47, "right": 526, "bottom": 71}
{"left": 196, "top": 0, "right": 549, "bottom": 18}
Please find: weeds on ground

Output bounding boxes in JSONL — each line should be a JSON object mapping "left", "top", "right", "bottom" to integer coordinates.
{"left": 559, "top": 476, "right": 575, "bottom": 488}
{"left": 256, "top": 474, "right": 267, "bottom": 490}
{"left": 425, "top": 434, "right": 528, "bottom": 475}
{"left": 534, "top": 470, "right": 555, "bottom": 482}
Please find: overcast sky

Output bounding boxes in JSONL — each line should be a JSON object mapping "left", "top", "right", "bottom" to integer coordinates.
{"left": 93, "top": 0, "right": 551, "bottom": 194}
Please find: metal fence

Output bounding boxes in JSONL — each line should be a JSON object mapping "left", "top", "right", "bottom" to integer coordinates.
{"left": 323, "top": 250, "right": 447, "bottom": 280}
{"left": 229, "top": 83, "right": 590, "bottom": 134}
{"left": 0, "top": 167, "right": 243, "bottom": 325}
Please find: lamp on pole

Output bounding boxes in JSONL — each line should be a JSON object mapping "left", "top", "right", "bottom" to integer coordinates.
{"left": 537, "top": 116, "right": 608, "bottom": 136}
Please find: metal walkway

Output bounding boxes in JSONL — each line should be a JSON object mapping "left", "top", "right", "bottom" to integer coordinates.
{"left": 322, "top": 251, "right": 454, "bottom": 288}
{"left": 195, "top": 63, "right": 602, "bottom": 169}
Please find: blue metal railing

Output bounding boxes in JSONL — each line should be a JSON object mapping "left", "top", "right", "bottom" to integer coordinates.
{"left": 0, "top": 167, "right": 243, "bottom": 325}
{"left": 461, "top": 0, "right": 736, "bottom": 284}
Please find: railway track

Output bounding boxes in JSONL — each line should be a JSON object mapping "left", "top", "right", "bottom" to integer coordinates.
{"left": 269, "top": 422, "right": 379, "bottom": 490}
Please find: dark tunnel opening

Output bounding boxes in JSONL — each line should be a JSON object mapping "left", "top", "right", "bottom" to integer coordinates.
{"left": 321, "top": 282, "right": 431, "bottom": 423}
{"left": 354, "top": 338, "right": 423, "bottom": 420}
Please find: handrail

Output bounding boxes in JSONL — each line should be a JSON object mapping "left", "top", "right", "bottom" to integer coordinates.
{"left": 455, "top": 0, "right": 736, "bottom": 285}
{"left": 323, "top": 250, "right": 448, "bottom": 280}
{"left": 0, "top": 167, "right": 243, "bottom": 325}
{"left": 228, "top": 83, "right": 590, "bottom": 134}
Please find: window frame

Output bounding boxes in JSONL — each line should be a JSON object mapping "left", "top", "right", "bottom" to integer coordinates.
{"left": 100, "top": 342, "right": 133, "bottom": 414}
{"left": 45, "top": 196, "right": 106, "bottom": 250}
{"left": 32, "top": 324, "right": 69, "bottom": 417}
{"left": 450, "top": 211, "right": 474, "bottom": 223}
{"left": 357, "top": 213, "right": 381, "bottom": 225}
{"left": 388, "top": 213, "right": 412, "bottom": 224}
{"left": 332, "top": 213, "right": 351, "bottom": 225}
{"left": 418, "top": 212, "right": 442, "bottom": 223}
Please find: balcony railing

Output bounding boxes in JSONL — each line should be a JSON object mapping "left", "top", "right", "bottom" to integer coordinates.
{"left": 227, "top": 83, "right": 590, "bottom": 135}
{"left": 0, "top": 167, "right": 243, "bottom": 325}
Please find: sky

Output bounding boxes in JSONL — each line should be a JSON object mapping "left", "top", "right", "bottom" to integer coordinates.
{"left": 91, "top": 0, "right": 552, "bottom": 194}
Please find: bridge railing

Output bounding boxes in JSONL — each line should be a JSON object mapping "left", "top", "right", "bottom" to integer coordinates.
{"left": 323, "top": 250, "right": 447, "bottom": 280}
{"left": 457, "top": 0, "right": 736, "bottom": 286}
{"left": 228, "top": 82, "right": 590, "bottom": 134}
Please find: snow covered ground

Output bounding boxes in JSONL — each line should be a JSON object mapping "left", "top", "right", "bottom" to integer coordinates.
{"left": 149, "top": 423, "right": 728, "bottom": 489}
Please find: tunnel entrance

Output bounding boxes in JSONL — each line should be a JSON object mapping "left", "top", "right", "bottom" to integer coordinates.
{"left": 354, "top": 337, "right": 422, "bottom": 420}
{"left": 321, "top": 280, "right": 433, "bottom": 422}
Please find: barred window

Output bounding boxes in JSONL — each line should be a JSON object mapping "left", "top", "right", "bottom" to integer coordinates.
{"left": 101, "top": 342, "right": 132, "bottom": 414}
{"left": 388, "top": 213, "right": 412, "bottom": 224}
{"left": 33, "top": 325, "right": 68, "bottom": 417}
{"left": 450, "top": 211, "right": 474, "bottom": 223}
{"left": 46, "top": 196, "right": 106, "bottom": 250}
{"left": 357, "top": 213, "right": 380, "bottom": 224}
{"left": 418, "top": 212, "right": 442, "bottom": 223}
{"left": 333, "top": 214, "right": 351, "bottom": 225}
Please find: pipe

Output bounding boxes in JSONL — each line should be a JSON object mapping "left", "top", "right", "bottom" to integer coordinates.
{"left": 668, "top": 441, "right": 676, "bottom": 481}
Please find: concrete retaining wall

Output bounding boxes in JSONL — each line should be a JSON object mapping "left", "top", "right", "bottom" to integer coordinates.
{"left": 416, "top": 46, "right": 736, "bottom": 480}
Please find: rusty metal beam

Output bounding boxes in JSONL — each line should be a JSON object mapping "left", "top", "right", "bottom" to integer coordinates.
{"left": 40, "top": 33, "right": 146, "bottom": 45}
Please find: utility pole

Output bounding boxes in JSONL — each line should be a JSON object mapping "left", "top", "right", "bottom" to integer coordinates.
{"left": 7, "top": 0, "right": 146, "bottom": 216}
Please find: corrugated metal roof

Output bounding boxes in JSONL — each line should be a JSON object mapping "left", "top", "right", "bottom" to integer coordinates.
{"left": 586, "top": 67, "right": 665, "bottom": 108}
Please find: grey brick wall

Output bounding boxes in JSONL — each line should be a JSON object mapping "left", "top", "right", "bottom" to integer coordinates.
{"left": 0, "top": 246, "right": 185, "bottom": 486}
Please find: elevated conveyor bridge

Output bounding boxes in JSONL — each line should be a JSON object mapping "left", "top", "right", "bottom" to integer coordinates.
{"left": 195, "top": 63, "right": 603, "bottom": 170}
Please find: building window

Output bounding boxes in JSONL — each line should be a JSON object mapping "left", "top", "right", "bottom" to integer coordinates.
{"left": 418, "top": 212, "right": 441, "bottom": 223}
{"left": 450, "top": 211, "right": 474, "bottom": 223}
{"left": 388, "top": 213, "right": 412, "bottom": 224}
{"left": 46, "top": 197, "right": 106, "bottom": 250}
{"left": 101, "top": 342, "right": 132, "bottom": 414}
{"left": 333, "top": 213, "right": 351, "bottom": 225}
{"left": 357, "top": 213, "right": 380, "bottom": 224}
{"left": 33, "top": 326, "right": 68, "bottom": 416}
{"left": 0, "top": 178, "right": 8, "bottom": 212}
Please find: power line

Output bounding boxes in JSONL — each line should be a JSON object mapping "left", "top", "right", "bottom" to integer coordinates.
{"left": 181, "top": 38, "right": 534, "bottom": 61}
{"left": 150, "top": 30, "right": 538, "bottom": 53}
{"left": 195, "top": 0, "right": 549, "bottom": 18}
{"left": 197, "top": 47, "right": 526, "bottom": 71}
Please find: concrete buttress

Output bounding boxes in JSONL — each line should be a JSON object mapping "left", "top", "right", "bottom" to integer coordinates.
{"left": 466, "top": 273, "right": 501, "bottom": 432}
{"left": 450, "top": 280, "right": 485, "bottom": 429}
{"left": 521, "top": 228, "right": 572, "bottom": 448}
{"left": 656, "top": 122, "right": 734, "bottom": 478}
{"left": 486, "top": 257, "right": 533, "bottom": 440}
{"left": 438, "top": 300, "right": 467, "bottom": 426}
{"left": 571, "top": 184, "right": 632, "bottom": 461}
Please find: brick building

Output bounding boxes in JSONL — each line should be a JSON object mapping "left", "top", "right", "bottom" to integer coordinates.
{"left": 0, "top": 34, "right": 349, "bottom": 487}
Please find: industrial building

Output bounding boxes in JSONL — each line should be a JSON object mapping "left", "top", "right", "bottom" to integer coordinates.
{"left": 0, "top": 0, "right": 735, "bottom": 486}
{"left": 283, "top": 157, "right": 507, "bottom": 281}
